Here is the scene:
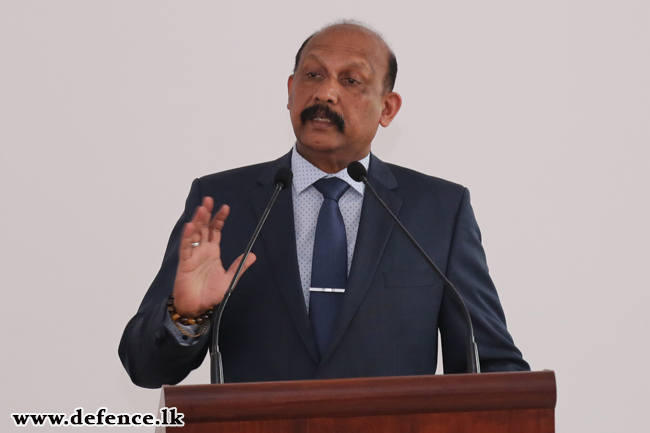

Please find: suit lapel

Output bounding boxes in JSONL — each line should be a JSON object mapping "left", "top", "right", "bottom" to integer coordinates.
{"left": 321, "top": 155, "right": 401, "bottom": 363}
{"left": 250, "top": 152, "right": 320, "bottom": 363}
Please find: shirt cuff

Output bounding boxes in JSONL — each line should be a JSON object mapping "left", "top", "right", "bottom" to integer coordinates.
{"left": 163, "top": 309, "right": 204, "bottom": 346}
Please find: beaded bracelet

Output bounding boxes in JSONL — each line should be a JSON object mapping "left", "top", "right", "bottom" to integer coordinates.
{"left": 167, "top": 295, "right": 213, "bottom": 338}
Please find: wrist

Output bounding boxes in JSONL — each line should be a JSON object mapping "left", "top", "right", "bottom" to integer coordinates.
{"left": 170, "top": 294, "right": 212, "bottom": 318}
{"left": 167, "top": 295, "right": 213, "bottom": 330}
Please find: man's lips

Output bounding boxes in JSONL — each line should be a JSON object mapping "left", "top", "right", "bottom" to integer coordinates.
{"left": 311, "top": 117, "right": 333, "bottom": 123}
{"left": 299, "top": 104, "right": 345, "bottom": 132}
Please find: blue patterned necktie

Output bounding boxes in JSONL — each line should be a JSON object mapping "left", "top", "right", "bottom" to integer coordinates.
{"left": 309, "top": 177, "right": 350, "bottom": 357}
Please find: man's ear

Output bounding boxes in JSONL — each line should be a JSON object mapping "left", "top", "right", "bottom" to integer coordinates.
{"left": 287, "top": 75, "right": 294, "bottom": 110}
{"left": 379, "top": 92, "right": 402, "bottom": 127}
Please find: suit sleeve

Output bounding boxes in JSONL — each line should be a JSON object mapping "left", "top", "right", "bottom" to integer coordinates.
{"left": 439, "top": 188, "right": 530, "bottom": 373}
{"left": 118, "top": 179, "right": 212, "bottom": 388}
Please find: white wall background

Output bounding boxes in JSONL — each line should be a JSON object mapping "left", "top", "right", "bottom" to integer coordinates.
{"left": 1, "top": 1, "right": 648, "bottom": 431}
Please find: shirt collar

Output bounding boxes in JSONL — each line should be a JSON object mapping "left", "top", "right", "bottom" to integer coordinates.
{"left": 291, "top": 144, "right": 370, "bottom": 196}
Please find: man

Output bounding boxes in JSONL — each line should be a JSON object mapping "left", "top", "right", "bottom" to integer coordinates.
{"left": 119, "top": 22, "right": 529, "bottom": 388}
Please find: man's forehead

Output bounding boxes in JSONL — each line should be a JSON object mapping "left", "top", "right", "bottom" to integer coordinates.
{"left": 301, "top": 25, "right": 388, "bottom": 69}
{"left": 301, "top": 51, "right": 374, "bottom": 73}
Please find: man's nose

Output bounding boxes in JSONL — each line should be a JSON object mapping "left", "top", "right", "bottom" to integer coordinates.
{"left": 314, "top": 78, "right": 338, "bottom": 104}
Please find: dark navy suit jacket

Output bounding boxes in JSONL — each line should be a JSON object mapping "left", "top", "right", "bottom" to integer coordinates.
{"left": 119, "top": 151, "right": 529, "bottom": 388}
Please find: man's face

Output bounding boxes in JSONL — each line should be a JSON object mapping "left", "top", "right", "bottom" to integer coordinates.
{"left": 287, "top": 26, "right": 401, "bottom": 172}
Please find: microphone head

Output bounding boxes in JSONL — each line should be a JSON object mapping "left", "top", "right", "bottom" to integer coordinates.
{"left": 347, "top": 161, "right": 367, "bottom": 182}
{"left": 274, "top": 167, "right": 293, "bottom": 189}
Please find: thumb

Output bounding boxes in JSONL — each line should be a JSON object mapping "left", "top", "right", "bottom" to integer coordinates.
{"left": 226, "top": 252, "right": 257, "bottom": 279}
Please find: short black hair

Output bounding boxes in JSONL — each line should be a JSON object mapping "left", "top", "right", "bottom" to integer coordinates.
{"left": 293, "top": 25, "right": 398, "bottom": 93}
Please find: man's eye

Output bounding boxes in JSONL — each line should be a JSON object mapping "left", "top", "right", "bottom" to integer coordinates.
{"left": 306, "top": 72, "right": 319, "bottom": 78}
{"left": 344, "top": 78, "right": 359, "bottom": 85}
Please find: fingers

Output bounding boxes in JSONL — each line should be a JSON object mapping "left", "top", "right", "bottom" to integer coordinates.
{"left": 180, "top": 198, "right": 216, "bottom": 262}
{"left": 202, "top": 196, "right": 214, "bottom": 215}
{"left": 196, "top": 197, "right": 212, "bottom": 242}
{"left": 179, "top": 222, "right": 198, "bottom": 262}
{"left": 189, "top": 197, "right": 214, "bottom": 228}
{"left": 183, "top": 198, "right": 229, "bottom": 249}
{"left": 209, "top": 204, "right": 230, "bottom": 242}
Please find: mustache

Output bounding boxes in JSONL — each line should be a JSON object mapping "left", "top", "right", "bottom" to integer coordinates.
{"left": 299, "top": 104, "right": 345, "bottom": 132}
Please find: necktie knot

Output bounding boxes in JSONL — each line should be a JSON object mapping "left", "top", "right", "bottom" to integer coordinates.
{"left": 314, "top": 177, "right": 350, "bottom": 202}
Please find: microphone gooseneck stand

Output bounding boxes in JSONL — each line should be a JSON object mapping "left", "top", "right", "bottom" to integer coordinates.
{"left": 210, "top": 167, "right": 293, "bottom": 384}
{"left": 347, "top": 161, "right": 480, "bottom": 374}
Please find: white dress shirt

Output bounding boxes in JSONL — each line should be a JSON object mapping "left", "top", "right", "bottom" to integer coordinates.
{"left": 290, "top": 146, "right": 369, "bottom": 309}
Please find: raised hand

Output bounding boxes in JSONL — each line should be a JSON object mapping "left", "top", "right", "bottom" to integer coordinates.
{"left": 172, "top": 197, "right": 256, "bottom": 317}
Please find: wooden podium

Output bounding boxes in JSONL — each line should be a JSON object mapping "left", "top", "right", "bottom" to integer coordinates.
{"left": 157, "top": 370, "right": 556, "bottom": 432}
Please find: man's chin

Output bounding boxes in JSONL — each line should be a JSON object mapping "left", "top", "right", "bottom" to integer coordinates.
{"left": 295, "top": 129, "right": 345, "bottom": 152}
{"left": 295, "top": 139, "right": 342, "bottom": 155}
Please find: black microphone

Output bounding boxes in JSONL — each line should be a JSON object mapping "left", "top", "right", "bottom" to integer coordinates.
{"left": 347, "top": 161, "right": 480, "bottom": 374}
{"left": 210, "top": 167, "right": 293, "bottom": 384}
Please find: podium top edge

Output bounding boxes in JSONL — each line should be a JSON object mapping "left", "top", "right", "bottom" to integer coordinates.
{"left": 160, "top": 371, "right": 556, "bottom": 423}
